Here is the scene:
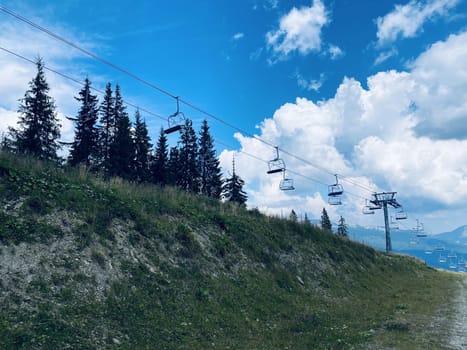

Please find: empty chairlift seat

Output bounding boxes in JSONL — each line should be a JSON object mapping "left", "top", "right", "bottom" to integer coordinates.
{"left": 328, "top": 174, "right": 343, "bottom": 205}
{"left": 266, "top": 147, "right": 286, "bottom": 174}
{"left": 164, "top": 97, "right": 186, "bottom": 134}
{"left": 279, "top": 171, "right": 295, "bottom": 191}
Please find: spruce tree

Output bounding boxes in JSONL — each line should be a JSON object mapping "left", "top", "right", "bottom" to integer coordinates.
{"left": 304, "top": 213, "right": 311, "bottom": 225}
{"left": 133, "top": 109, "right": 152, "bottom": 182}
{"left": 222, "top": 156, "right": 247, "bottom": 206}
{"left": 167, "top": 146, "right": 181, "bottom": 186}
{"left": 98, "top": 82, "right": 115, "bottom": 175}
{"left": 178, "top": 119, "right": 199, "bottom": 192}
{"left": 198, "top": 119, "right": 223, "bottom": 198}
{"left": 68, "top": 78, "right": 100, "bottom": 168}
{"left": 151, "top": 128, "right": 169, "bottom": 185}
{"left": 321, "top": 207, "right": 332, "bottom": 231}
{"left": 108, "top": 84, "right": 134, "bottom": 179}
{"left": 8, "top": 57, "right": 61, "bottom": 161}
{"left": 337, "top": 216, "right": 348, "bottom": 237}
{"left": 289, "top": 209, "right": 298, "bottom": 222}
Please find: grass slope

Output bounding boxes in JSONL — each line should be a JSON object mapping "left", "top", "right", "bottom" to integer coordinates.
{"left": 0, "top": 151, "right": 461, "bottom": 349}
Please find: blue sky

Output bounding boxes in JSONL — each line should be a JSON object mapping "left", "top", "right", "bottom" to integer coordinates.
{"left": 0, "top": 0, "right": 467, "bottom": 236}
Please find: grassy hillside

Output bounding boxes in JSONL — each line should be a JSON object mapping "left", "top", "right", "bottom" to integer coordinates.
{"left": 0, "top": 151, "right": 461, "bottom": 349}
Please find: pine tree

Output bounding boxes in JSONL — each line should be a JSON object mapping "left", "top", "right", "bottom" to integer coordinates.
{"left": 337, "top": 216, "right": 348, "bottom": 238}
{"left": 108, "top": 84, "right": 134, "bottom": 179}
{"left": 198, "top": 119, "right": 223, "bottom": 198}
{"left": 8, "top": 57, "right": 61, "bottom": 161}
{"left": 98, "top": 82, "right": 115, "bottom": 175}
{"left": 151, "top": 128, "right": 169, "bottom": 185}
{"left": 222, "top": 156, "right": 247, "bottom": 206}
{"left": 289, "top": 209, "right": 298, "bottom": 222}
{"left": 321, "top": 207, "right": 332, "bottom": 231}
{"left": 167, "top": 146, "right": 181, "bottom": 186}
{"left": 304, "top": 213, "right": 311, "bottom": 225}
{"left": 133, "top": 109, "right": 152, "bottom": 182}
{"left": 178, "top": 119, "right": 199, "bottom": 192}
{"left": 68, "top": 78, "right": 100, "bottom": 168}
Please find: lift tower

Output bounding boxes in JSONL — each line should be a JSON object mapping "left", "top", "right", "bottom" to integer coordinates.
{"left": 369, "top": 192, "right": 402, "bottom": 253}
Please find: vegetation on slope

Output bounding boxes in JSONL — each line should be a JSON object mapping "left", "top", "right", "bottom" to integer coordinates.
{"left": 0, "top": 151, "right": 461, "bottom": 349}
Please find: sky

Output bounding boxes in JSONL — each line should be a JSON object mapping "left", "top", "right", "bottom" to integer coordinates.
{"left": 0, "top": 0, "right": 466, "bottom": 234}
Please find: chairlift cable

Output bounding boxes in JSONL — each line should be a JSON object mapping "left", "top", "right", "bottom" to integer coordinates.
{"left": 0, "top": 46, "right": 166, "bottom": 123}
{"left": 0, "top": 6, "right": 379, "bottom": 195}
{"left": 0, "top": 4, "right": 391, "bottom": 197}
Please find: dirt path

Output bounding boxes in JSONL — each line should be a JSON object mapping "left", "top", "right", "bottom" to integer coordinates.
{"left": 447, "top": 276, "right": 467, "bottom": 349}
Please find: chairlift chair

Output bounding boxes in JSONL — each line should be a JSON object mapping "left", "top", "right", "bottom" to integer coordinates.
{"left": 390, "top": 216, "right": 399, "bottom": 230}
{"left": 415, "top": 221, "right": 426, "bottom": 237}
{"left": 362, "top": 206, "right": 375, "bottom": 215}
{"left": 164, "top": 97, "right": 186, "bottom": 134}
{"left": 328, "top": 174, "right": 343, "bottom": 205}
{"left": 279, "top": 177, "right": 295, "bottom": 191}
{"left": 395, "top": 208, "right": 408, "bottom": 220}
{"left": 266, "top": 147, "right": 286, "bottom": 174}
{"left": 328, "top": 195, "right": 342, "bottom": 206}
{"left": 362, "top": 199, "right": 375, "bottom": 214}
{"left": 368, "top": 199, "right": 382, "bottom": 210}
{"left": 328, "top": 174, "right": 344, "bottom": 197}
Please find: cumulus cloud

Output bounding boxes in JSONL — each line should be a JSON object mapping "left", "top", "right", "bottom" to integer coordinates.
{"left": 0, "top": 14, "right": 105, "bottom": 146}
{"left": 376, "top": 0, "right": 459, "bottom": 46}
{"left": 266, "top": 0, "right": 329, "bottom": 62}
{"left": 220, "top": 31, "right": 467, "bottom": 232}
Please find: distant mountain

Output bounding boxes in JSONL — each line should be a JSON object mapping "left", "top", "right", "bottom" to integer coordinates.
{"left": 348, "top": 224, "right": 467, "bottom": 272}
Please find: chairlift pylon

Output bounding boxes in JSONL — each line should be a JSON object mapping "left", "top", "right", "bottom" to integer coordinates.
{"left": 164, "top": 96, "right": 186, "bottom": 134}
{"left": 266, "top": 146, "right": 286, "bottom": 174}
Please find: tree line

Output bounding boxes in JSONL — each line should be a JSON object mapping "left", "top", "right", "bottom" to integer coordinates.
{"left": 2, "top": 58, "right": 247, "bottom": 205}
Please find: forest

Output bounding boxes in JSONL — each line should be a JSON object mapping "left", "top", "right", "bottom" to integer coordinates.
{"left": 2, "top": 58, "right": 248, "bottom": 206}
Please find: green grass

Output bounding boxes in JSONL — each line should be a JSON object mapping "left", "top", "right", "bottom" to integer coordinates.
{"left": 0, "top": 150, "right": 462, "bottom": 349}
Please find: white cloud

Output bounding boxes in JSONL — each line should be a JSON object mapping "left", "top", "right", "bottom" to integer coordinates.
{"left": 232, "top": 32, "right": 244, "bottom": 41}
{"left": 376, "top": 0, "right": 459, "bottom": 46}
{"left": 0, "top": 15, "right": 105, "bottom": 148}
{"left": 328, "top": 44, "right": 344, "bottom": 60}
{"left": 220, "top": 31, "right": 467, "bottom": 233}
{"left": 294, "top": 71, "right": 326, "bottom": 91}
{"left": 374, "top": 48, "right": 398, "bottom": 65}
{"left": 266, "top": 0, "right": 329, "bottom": 62}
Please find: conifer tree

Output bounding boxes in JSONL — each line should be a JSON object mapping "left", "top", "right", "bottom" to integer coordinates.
{"left": 321, "top": 207, "right": 332, "bottom": 231}
{"left": 337, "top": 215, "right": 348, "bottom": 238}
{"left": 151, "top": 128, "right": 169, "bottom": 185}
{"left": 8, "top": 57, "right": 61, "bottom": 161}
{"left": 108, "top": 84, "right": 134, "bottom": 179}
{"left": 289, "top": 209, "right": 298, "bottom": 222}
{"left": 198, "top": 119, "right": 223, "bottom": 198}
{"left": 98, "top": 82, "right": 115, "bottom": 174}
{"left": 133, "top": 109, "right": 152, "bottom": 182}
{"left": 222, "top": 156, "right": 247, "bottom": 206}
{"left": 304, "top": 213, "right": 311, "bottom": 225}
{"left": 167, "top": 146, "right": 181, "bottom": 186}
{"left": 68, "top": 78, "right": 100, "bottom": 168}
{"left": 178, "top": 119, "right": 199, "bottom": 192}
